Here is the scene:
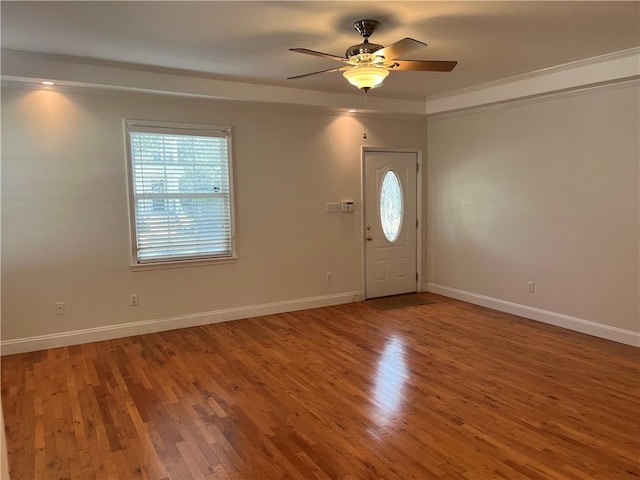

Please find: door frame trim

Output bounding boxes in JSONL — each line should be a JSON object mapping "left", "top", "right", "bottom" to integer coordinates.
{"left": 361, "top": 146, "right": 423, "bottom": 298}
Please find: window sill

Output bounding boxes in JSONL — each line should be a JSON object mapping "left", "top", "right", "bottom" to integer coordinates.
{"left": 130, "top": 256, "right": 239, "bottom": 271}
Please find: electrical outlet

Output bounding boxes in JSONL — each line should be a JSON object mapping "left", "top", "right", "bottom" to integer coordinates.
{"left": 528, "top": 282, "right": 535, "bottom": 293}
{"left": 130, "top": 293, "right": 139, "bottom": 306}
{"left": 55, "top": 302, "right": 65, "bottom": 315}
{"left": 326, "top": 272, "right": 332, "bottom": 282}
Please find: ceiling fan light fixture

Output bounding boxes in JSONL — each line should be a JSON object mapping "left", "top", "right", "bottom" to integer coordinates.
{"left": 343, "top": 66, "right": 389, "bottom": 90}
{"left": 288, "top": 19, "right": 456, "bottom": 88}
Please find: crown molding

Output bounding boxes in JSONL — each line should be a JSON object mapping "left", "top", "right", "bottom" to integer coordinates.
{"left": 425, "top": 48, "right": 640, "bottom": 116}
{"left": 3, "top": 48, "right": 639, "bottom": 117}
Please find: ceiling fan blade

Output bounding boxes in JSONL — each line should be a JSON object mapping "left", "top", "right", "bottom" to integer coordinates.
{"left": 287, "top": 66, "right": 344, "bottom": 80}
{"left": 289, "top": 48, "right": 346, "bottom": 63}
{"left": 390, "top": 60, "right": 458, "bottom": 72}
{"left": 374, "top": 38, "right": 427, "bottom": 61}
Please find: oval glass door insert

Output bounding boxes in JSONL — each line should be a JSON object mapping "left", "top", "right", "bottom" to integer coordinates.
{"left": 380, "top": 170, "right": 403, "bottom": 242}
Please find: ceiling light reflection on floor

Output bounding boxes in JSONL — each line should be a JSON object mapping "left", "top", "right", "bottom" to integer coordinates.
{"left": 373, "top": 336, "right": 408, "bottom": 423}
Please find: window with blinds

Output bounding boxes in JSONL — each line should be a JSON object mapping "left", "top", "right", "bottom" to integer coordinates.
{"left": 125, "top": 121, "right": 235, "bottom": 265}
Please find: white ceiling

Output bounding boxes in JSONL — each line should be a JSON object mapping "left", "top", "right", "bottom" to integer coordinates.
{"left": 1, "top": 1, "right": 639, "bottom": 100}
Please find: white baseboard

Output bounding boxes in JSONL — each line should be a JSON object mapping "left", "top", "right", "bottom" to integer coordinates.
{"left": 0, "top": 291, "right": 365, "bottom": 356}
{"left": 424, "top": 283, "right": 639, "bottom": 347}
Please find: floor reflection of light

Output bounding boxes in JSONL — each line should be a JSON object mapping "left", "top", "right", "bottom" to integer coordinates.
{"left": 373, "top": 336, "right": 408, "bottom": 422}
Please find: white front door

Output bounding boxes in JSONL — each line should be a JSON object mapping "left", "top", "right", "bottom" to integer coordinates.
{"left": 364, "top": 150, "right": 419, "bottom": 299}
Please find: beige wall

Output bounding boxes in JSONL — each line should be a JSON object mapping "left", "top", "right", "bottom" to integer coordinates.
{"left": 3, "top": 81, "right": 638, "bottom": 345}
{"left": 427, "top": 82, "right": 640, "bottom": 333}
{"left": 1, "top": 86, "right": 427, "bottom": 341}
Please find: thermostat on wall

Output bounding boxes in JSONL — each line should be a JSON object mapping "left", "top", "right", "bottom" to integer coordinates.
{"left": 341, "top": 201, "right": 354, "bottom": 213}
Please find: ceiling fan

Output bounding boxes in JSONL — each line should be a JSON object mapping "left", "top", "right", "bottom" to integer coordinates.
{"left": 288, "top": 19, "right": 457, "bottom": 91}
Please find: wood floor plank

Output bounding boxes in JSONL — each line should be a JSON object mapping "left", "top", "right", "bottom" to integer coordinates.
{"left": 2, "top": 294, "right": 639, "bottom": 479}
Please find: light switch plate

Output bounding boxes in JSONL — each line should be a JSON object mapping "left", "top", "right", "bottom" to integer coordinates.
{"left": 326, "top": 202, "right": 341, "bottom": 213}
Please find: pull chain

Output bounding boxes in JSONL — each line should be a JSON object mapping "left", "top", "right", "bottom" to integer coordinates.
{"left": 362, "top": 89, "right": 368, "bottom": 140}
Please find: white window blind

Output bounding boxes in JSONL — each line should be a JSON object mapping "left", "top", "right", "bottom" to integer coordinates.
{"left": 126, "top": 122, "right": 234, "bottom": 264}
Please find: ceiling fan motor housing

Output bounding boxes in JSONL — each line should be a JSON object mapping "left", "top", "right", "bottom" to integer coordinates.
{"left": 345, "top": 42, "right": 384, "bottom": 59}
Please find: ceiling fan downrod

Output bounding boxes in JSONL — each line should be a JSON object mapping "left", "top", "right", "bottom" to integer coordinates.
{"left": 346, "top": 19, "right": 384, "bottom": 59}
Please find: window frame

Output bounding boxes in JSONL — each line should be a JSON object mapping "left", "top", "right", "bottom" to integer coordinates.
{"left": 124, "top": 119, "right": 237, "bottom": 270}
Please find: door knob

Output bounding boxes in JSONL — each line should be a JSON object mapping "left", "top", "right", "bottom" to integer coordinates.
{"left": 366, "top": 236, "right": 373, "bottom": 241}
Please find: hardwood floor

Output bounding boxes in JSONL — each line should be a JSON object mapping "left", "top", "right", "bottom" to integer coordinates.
{"left": 2, "top": 294, "right": 639, "bottom": 479}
